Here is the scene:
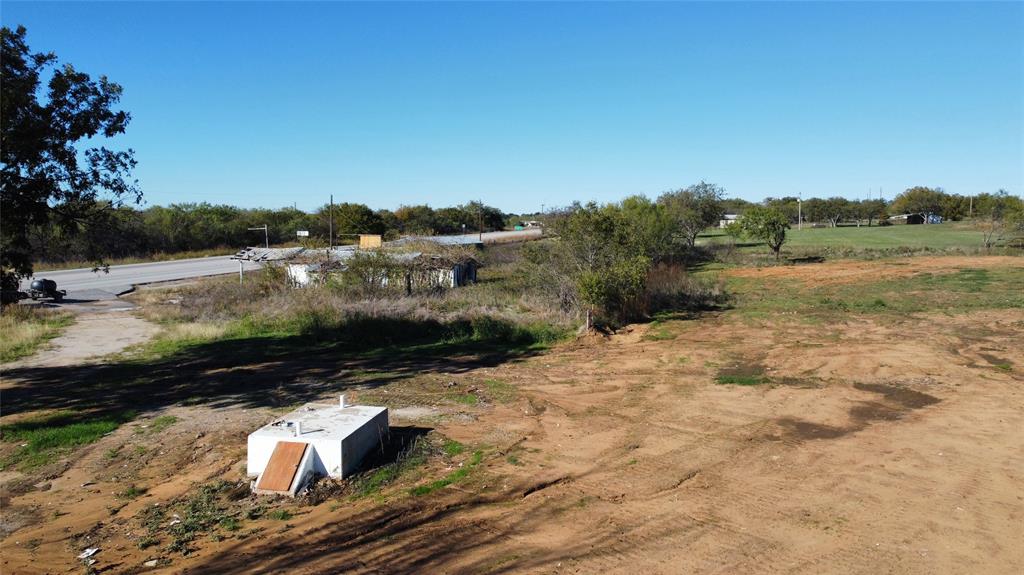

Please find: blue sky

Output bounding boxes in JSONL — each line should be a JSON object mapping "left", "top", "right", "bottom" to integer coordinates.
{"left": 4, "top": 1, "right": 1022, "bottom": 213}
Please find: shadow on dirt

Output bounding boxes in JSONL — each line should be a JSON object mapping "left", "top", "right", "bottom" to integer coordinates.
{"left": 1, "top": 330, "right": 547, "bottom": 419}
{"left": 773, "top": 382, "right": 940, "bottom": 442}
{"left": 197, "top": 474, "right": 687, "bottom": 575}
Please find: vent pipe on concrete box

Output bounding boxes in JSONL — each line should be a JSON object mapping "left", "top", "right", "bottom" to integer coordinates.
{"left": 294, "top": 421, "right": 302, "bottom": 436}
{"left": 340, "top": 394, "right": 347, "bottom": 409}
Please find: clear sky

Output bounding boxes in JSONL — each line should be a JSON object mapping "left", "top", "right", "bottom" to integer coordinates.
{"left": 3, "top": 1, "right": 1022, "bottom": 213}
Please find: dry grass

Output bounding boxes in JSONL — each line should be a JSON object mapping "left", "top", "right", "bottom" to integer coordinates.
{"left": 0, "top": 306, "right": 74, "bottom": 363}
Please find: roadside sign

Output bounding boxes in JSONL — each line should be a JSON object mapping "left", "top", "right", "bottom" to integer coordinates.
{"left": 296, "top": 230, "right": 310, "bottom": 237}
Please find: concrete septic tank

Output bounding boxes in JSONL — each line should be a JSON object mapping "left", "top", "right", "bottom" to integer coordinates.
{"left": 247, "top": 396, "right": 388, "bottom": 495}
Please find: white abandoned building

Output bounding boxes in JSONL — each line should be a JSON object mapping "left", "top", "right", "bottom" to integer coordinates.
{"left": 247, "top": 396, "right": 389, "bottom": 496}
{"left": 232, "top": 242, "right": 480, "bottom": 290}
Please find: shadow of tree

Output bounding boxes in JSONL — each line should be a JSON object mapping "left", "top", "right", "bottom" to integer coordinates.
{"left": 1, "top": 329, "right": 547, "bottom": 419}
{"left": 197, "top": 469, "right": 701, "bottom": 575}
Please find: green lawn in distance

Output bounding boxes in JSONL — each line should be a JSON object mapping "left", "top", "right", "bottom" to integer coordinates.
{"left": 701, "top": 222, "right": 987, "bottom": 250}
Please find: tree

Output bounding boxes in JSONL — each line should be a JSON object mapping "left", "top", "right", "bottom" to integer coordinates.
{"left": 764, "top": 197, "right": 800, "bottom": 224}
{"left": 822, "top": 197, "right": 851, "bottom": 227}
{"left": 891, "top": 186, "right": 945, "bottom": 217}
{"left": 658, "top": 181, "right": 725, "bottom": 249}
{"left": 975, "top": 190, "right": 1024, "bottom": 252}
{"left": 619, "top": 195, "right": 675, "bottom": 261}
{"left": 856, "top": 199, "right": 888, "bottom": 227}
{"left": 393, "top": 205, "right": 437, "bottom": 234}
{"left": 547, "top": 202, "right": 651, "bottom": 326}
{"left": 317, "top": 202, "right": 385, "bottom": 240}
{"left": 1, "top": 26, "right": 140, "bottom": 288}
{"left": 739, "top": 206, "right": 790, "bottom": 260}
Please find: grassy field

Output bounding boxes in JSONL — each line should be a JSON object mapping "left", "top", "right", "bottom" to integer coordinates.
{"left": 717, "top": 262, "right": 1024, "bottom": 322}
{"left": 701, "top": 221, "right": 1002, "bottom": 252}
{"left": 0, "top": 306, "right": 74, "bottom": 363}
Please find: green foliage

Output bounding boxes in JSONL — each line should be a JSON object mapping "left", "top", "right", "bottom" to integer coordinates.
{"left": 0, "top": 410, "right": 136, "bottom": 471}
{"left": 548, "top": 202, "right": 653, "bottom": 321}
{"left": 658, "top": 181, "right": 725, "bottom": 248}
{"left": 975, "top": 190, "right": 1024, "bottom": 250}
{"left": 351, "top": 437, "right": 429, "bottom": 498}
{"left": 165, "top": 480, "right": 235, "bottom": 555}
{"left": 409, "top": 450, "right": 484, "bottom": 496}
{"left": 447, "top": 393, "right": 479, "bottom": 406}
{"left": 265, "top": 509, "right": 293, "bottom": 521}
{"left": 442, "top": 440, "right": 465, "bottom": 456}
{"left": 317, "top": 202, "right": 385, "bottom": 237}
{"left": 1, "top": 25, "right": 140, "bottom": 288}
{"left": 738, "top": 206, "right": 790, "bottom": 259}
{"left": 891, "top": 186, "right": 944, "bottom": 217}
{"left": 715, "top": 374, "right": 768, "bottom": 386}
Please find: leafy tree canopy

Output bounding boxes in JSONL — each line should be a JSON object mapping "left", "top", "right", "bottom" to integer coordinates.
{"left": 1, "top": 26, "right": 140, "bottom": 288}
{"left": 738, "top": 206, "right": 790, "bottom": 260}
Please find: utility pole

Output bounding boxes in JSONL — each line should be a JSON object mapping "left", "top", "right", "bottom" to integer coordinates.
{"left": 329, "top": 194, "right": 334, "bottom": 250}
{"left": 248, "top": 225, "right": 269, "bottom": 249}
{"left": 969, "top": 195, "right": 973, "bottom": 218}
{"left": 797, "top": 194, "right": 802, "bottom": 231}
{"left": 478, "top": 198, "right": 484, "bottom": 242}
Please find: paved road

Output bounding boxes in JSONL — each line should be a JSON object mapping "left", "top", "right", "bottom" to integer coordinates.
{"left": 21, "top": 256, "right": 258, "bottom": 299}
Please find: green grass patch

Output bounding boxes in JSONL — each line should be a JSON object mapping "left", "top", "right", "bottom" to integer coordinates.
{"left": 723, "top": 265, "right": 1024, "bottom": 320}
{"left": 139, "top": 415, "right": 178, "bottom": 434}
{"left": 643, "top": 326, "right": 676, "bottom": 341}
{"left": 446, "top": 393, "right": 478, "bottom": 406}
{"left": 265, "top": 509, "right": 293, "bottom": 521}
{"left": 0, "top": 410, "right": 136, "bottom": 471}
{"left": 700, "top": 222, "right": 996, "bottom": 252}
{"left": 410, "top": 450, "right": 484, "bottom": 497}
{"left": 442, "top": 439, "right": 465, "bottom": 456}
{"left": 350, "top": 437, "right": 430, "bottom": 499}
{"left": 482, "top": 379, "right": 517, "bottom": 403}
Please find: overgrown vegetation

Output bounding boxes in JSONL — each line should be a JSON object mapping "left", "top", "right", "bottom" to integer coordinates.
{"left": 0, "top": 305, "right": 73, "bottom": 363}
{"left": 0, "top": 410, "right": 136, "bottom": 471}
{"left": 135, "top": 479, "right": 244, "bottom": 555}
{"left": 350, "top": 436, "right": 431, "bottom": 498}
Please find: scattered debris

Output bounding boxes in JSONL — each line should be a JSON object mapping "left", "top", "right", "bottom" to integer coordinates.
{"left": 77, "top": 547, "right": 99, "bottom": 559}
{"left": 144, "top": 559, "right": 159, "bottom": 567}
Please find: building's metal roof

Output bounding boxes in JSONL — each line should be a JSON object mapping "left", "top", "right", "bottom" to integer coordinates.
{"left": 388, "top": 234, "right": 484, "bottom": 247}
{"left": 231, "top": 247, "right": 306, "bottom": 262}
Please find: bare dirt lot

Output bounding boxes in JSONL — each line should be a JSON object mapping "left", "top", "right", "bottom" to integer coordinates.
{"left": 1, "top": 256, "right": 1022, "bottom": 574}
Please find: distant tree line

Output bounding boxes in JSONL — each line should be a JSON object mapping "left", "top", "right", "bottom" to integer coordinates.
{"left": 26, "top": 200, "right": 512, "bottom": 264}
{"left": 721, "top": 186, "right": 1023, "bottom": 228}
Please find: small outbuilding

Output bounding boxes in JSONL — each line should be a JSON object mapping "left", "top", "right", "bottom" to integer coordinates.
{"left": 247, "top": 397, "right": 388, "bottom": 496}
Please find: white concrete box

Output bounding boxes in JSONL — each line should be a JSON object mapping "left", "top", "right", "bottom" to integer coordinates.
{"left": 247, "top": 400, "right": 389, "bottom": 480}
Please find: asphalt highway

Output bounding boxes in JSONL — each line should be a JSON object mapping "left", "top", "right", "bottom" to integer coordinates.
{"left": 22, "top": 256, "right": 257, "bottom": 298}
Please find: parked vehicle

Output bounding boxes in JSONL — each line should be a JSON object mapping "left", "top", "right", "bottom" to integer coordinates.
{"left": 28, "top": 278, "right": 66, "bottom": 302}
